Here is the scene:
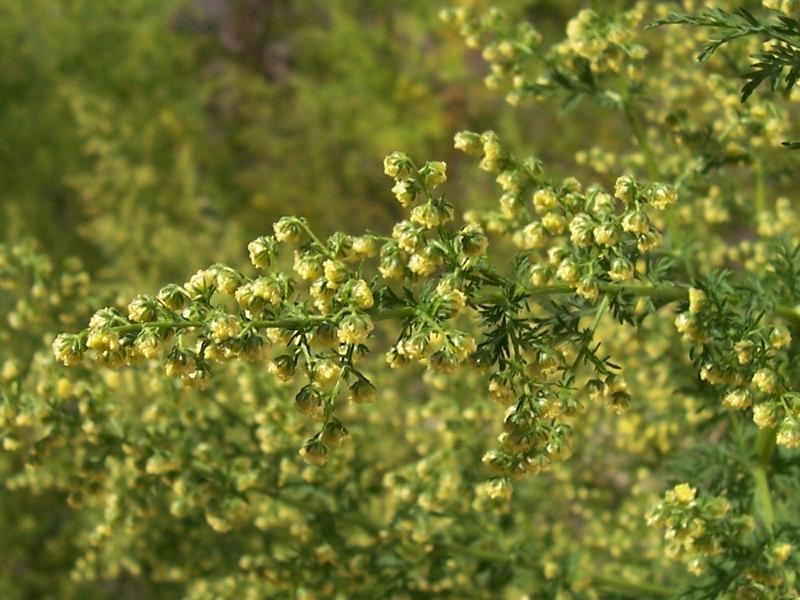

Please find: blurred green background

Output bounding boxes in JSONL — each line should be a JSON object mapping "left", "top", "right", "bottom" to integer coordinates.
{"left": 0, "top": 0, "right": 589, "bottom": 290}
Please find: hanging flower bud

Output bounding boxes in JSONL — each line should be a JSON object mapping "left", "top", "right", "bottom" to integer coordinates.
{"left": 299, "top": 439, "right": 330, "bottom": 466}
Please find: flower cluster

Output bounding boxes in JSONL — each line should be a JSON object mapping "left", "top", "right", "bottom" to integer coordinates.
{"left": 672, "top": 277, "right": 800, "bottom": 450}
{"left": 455, "top": 129, "right": 678, "bottom": 302}
{"left": 648, "top": 483, "right": 798, "bottom": 595}
{"left": 440, "top": 4, "right": 649, "bottom": 106}
{"left": 53, "top": 128, "right": 686, "bottom": 484}
{"left": 5, "top": 2, "right": 800, "bottom": 598}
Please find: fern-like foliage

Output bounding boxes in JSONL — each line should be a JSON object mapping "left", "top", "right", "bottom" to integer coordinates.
{"left": 652, "top": 7, "right": 800, "bottom": 146}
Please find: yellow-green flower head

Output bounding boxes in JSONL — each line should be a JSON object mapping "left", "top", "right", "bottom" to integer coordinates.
{"left": 481, "top": 131, "right": 503, "bottom": 161}
{"left": 410, "top": 201, "right": 453, "bottom": 230}
{"left": 435, "top": 280, "right": 467, "bottom": 316}
{"left": 408, "top": 249, "right": 441, "bottom": 277}
{"left": 348, "top": 379, "right": 376, "bottom": 404}
{"left": 52, "top": 333, "right": 83, "bottom": 366}
{"left": 496, "top": 170, "right": 521, "bottom": 194}
{"left": 383, "top": 151, "right": 413, "bottom": 179}
{"left": 753, "top": 402, "right": 778, "bottom": 429}
{"left": 530, "top": 264, "right": 552, "bottom": 286}
{"left": 478, "top": 478, "right": 513, "bottom": 501}
{"left": 569, "top": 213, "right": 594, "bottom": 247}
{"left": 215, "top": 267, "right": 243, "bottom": 296}
{"left": 608, "top": 257, "right": 633, "bottom": 282}
{"left": 293, "top": 252, "right": 323, "bottom": 281}
{"left": 351, "top": 235, "right": 377, "bottom": 258}
{"left": 134, "top": 330, "right": 162, "bottom": 359}
{"left": 273, "top": 217, "right": 303, "bottom": 244}
{"left": 532, "top": 188, "right": 559, "bottom": 214}
{"left": 593, "top": 223, "right": 618, "bottom": 247}
{"left": 614, "top": 175, "right": 636, "bottom": 204}
{"left": 349, "top": 279, "right": 374, "bottom": 310}
{"left": 295, "top": 386, "right": 325, "bottom": 420}
{"left": 650, "top": 184, "right": 678, "bottom": 210}
{"left": 770, "top": 325, "right": 792, "bottom": 349}
{"left": 252, "top": 276, "right": 285, "bottom": 306}
{"left": 378, "top": 253, "right": 406, "bottom": 280}
{"left": 556, "top": 259, "right": 580, "bottom": 285}
{"left": 391, "top": 179, "right": 418, "bottom": 207}
{"left": 421, "top": 161, "right": 447, "bottom": 189}
{"left": 671, "top": 483, "right": 697, "bottom": 505}
{"left": 734, "top": 340, "right": 754, "bottom": 365}
{"left": 268, "top": 355, "right": 295, "bottom": 382}
{"left": 247, "top": 236, "right": 276, "bottom": 270}
{"left": 185, "top": 268, "right": 217, "bottom": 299}
{"left": 313, "top": 359, "right": 341, "bottom": 386}
{"left": 86, "top": 328, "right": 120, "bottom": 353}
{"left": 321, "top": 419, "right": 350, "bottom": 448}
{"left": 1, "top": 359, "right": 19, "bottom": 382}
{"left": 621, "top": 211, "right": 649, "bottom": 235}
{"left": 517, "top": 222, "right": 547, "bottom": 250}
{"left": 489, "top": 376, "right": 515, "bottom": 405}
{"left": 771, "top": 542, "right": 793, "bottom": 564}
{"left": 323, "top": 259, "right": 349, "bottom": 287}
{"left": 164, "top": 349, "right": 193, "bottom": 378}
{"left": 299, "top": 439, "right": 330, "bottom": 466}
{"left": 88, "top": 307, "right": 118, "bottom": 330}
{"left": 157, "top": 283, "right": 187, "bottom": 310}
{"left": 209, "top": 314, "right": 242, "bottom": 345}
{"left": 752, "top": 368, "right": 778, "bottom": 395}
{"left": 458, "top": 223, "right": 489, "bottom": 257}
{"left": 127, "top": 294, "right": 157, "bottom": 323}
{"left": 688, "top": 288, "right": 707, "bottom": 314}
{"left": 576, "top": 278, "right": 599, "bottom": 302}
{"left": 675, "top": 312, "right": 703, "bottom": 342}
{"left": 722, "top": 388, "right": 752, "bottom": 410}
{"left": 337, "top": 313, "right": 374, "bottom": 346}
{"left": 541, "top": 211, "right": 566, "bottom": 235}
{"left": 777, "top": 418, "right": 800, "bottom": 448}
{"left": 453, "top": 131, "right": 483, "bottom": 156}
{"left": 636, "top": 230, "right": 662, "bottom": 253}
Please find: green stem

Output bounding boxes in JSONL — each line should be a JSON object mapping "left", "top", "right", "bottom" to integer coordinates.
{"left": 93, "top": 282, "right": 800, "bottom": 339}
{"left": 590, "top": 295, "right": 609, "bottom": 335}
{"left": 411, "top": 159, "right": 435, "bottom": 203}
{"left": 753, "top": 427, "right": 777, "bottom": 533}
{"left": 298, "top": 222, "right": 334, "bottom": 259}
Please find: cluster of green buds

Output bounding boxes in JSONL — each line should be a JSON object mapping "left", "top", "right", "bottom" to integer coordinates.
{"left": 673, "top": 281, "right": 800, "bottom": 450}
{"left": 647, "top": 484, "right": 750, "bottom": 575}
{"left": 49, "top": 144, "right": 489, "bottom": 470}
{"left": 440, "top": 4, "right": 649, "bottom": 106}
{"left": 48, "top": 144, "right": 800, "bottom": 600}
{"left": 648, "top": 483, "right": 797, "bottom": 594}
{"left": 53, "top": 129, "right": 682, "bottom": 485}
{"left": 52, "top": 211, "right": 388, "bottom": 465}
{"left": 455, "top": 129, "right": 677, "bottom": 303}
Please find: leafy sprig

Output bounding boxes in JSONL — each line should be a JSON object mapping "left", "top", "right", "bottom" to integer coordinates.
{"left": 652, "top": 7, "right": 800, "bottom": 147}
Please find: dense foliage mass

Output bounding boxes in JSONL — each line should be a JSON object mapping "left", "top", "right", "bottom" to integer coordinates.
{"left": 3, "top": 1, "right": 800, "bottom": 598}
